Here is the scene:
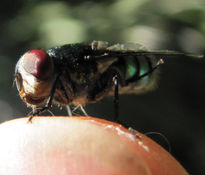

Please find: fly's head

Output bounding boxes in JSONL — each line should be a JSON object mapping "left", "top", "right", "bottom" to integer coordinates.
{"left": 15, "top": 49, "right": 55, "bottom": 106}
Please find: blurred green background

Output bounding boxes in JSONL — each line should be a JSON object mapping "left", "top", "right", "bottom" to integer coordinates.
{"left": 0, "top": 0, "right": 205, "bottom": 174}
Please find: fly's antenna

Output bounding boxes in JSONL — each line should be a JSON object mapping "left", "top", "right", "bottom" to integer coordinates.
{"left": 145, "top": 131, "right": 171, "bottom": 152}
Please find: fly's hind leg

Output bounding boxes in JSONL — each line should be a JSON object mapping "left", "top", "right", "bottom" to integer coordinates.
{"left": 138, "top": 58, "right": 164, "bottom": 80}
{"left": 113, "top": 75, "right": 119, "bottom": 122}
{"left": 113, "top": 75, "right": 141, "bottom": 139}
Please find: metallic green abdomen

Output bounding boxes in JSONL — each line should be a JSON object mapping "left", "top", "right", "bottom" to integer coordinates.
{"left": 119, "top": 54, "right": 158, "bottom": 94}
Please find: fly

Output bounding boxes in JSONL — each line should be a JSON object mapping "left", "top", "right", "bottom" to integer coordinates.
{"left": 14, "top": 41, "right": 203, "bottom": 122}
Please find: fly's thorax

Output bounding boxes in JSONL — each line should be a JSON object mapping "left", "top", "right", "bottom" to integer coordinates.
{"left": 52, "top": 69, "right": 93, "bottom": 106}
{"left": 15, "top": 49, "right": 55, "bottom": 106}
{"left": 67, "top": 71, "right": 97, "bottom": 104}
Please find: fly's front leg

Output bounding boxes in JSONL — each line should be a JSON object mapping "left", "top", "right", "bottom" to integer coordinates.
{"left": 28, "top": 96, "right": 52, "bottom": 122}
{"left": 28, "top": 73, "right": 60, "bottom": 122}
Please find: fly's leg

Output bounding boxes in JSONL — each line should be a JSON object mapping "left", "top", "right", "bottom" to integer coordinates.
{"left": 138, "top": 58, "right": 164, "bottom": 80}
{"left": 113, "top": 75, "right": 119, "bottom": 122}
{"left": 88, "top": 68, "right": 122, "bottom": 122}
{"left": 28, "top": 74, "right": 60, "bottom": 122}
{"left": 66, "top": 106, "right": 72, "bottom": 116}
{"left": 80, "top": 105, "right": 88, "bottom": 116}
{"left": 28, "top": 98, "right": 52, "bottom": 122}
{"left": 113, "top": 82, "right": 141, "bottom": 139}
{"left": 72, "top": 105, "right": 88, "bottom": 116}
{"left": 28, "top": 95, "right": 54, "bottom": 122}
{"left": 113, "top": 78, "right": 140, "bottom": 139}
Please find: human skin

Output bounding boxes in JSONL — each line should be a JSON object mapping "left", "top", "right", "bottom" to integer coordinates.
{"left": 0, "top": 116, "right": 189, "bottom": 175}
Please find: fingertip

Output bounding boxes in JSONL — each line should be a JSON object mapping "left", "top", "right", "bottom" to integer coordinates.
{"left": 0, "top": 117, "right": 188, "bottom": 175}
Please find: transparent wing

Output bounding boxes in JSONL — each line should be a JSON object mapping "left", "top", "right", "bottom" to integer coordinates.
{"left": 91, "top": 41, "right": 203, "bottom": 59}
{"left": 107, "top": 43, "right": 147, "bottom": 52}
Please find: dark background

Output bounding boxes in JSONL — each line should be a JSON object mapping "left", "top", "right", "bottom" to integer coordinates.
{"left": 0, "top": 0, "right": 205, "bottom": 174}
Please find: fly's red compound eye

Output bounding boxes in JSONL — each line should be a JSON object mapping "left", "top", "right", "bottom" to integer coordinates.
{"left": 22, "top": 49, "right": 53, "bottom": 80}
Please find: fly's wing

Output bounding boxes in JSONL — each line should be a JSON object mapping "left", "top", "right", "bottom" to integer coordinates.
{"left": 92, "top": 41, "right": 203, "bottom": 59}
{"left": 107, "top": 42, "right": 147, "bottom": 52}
